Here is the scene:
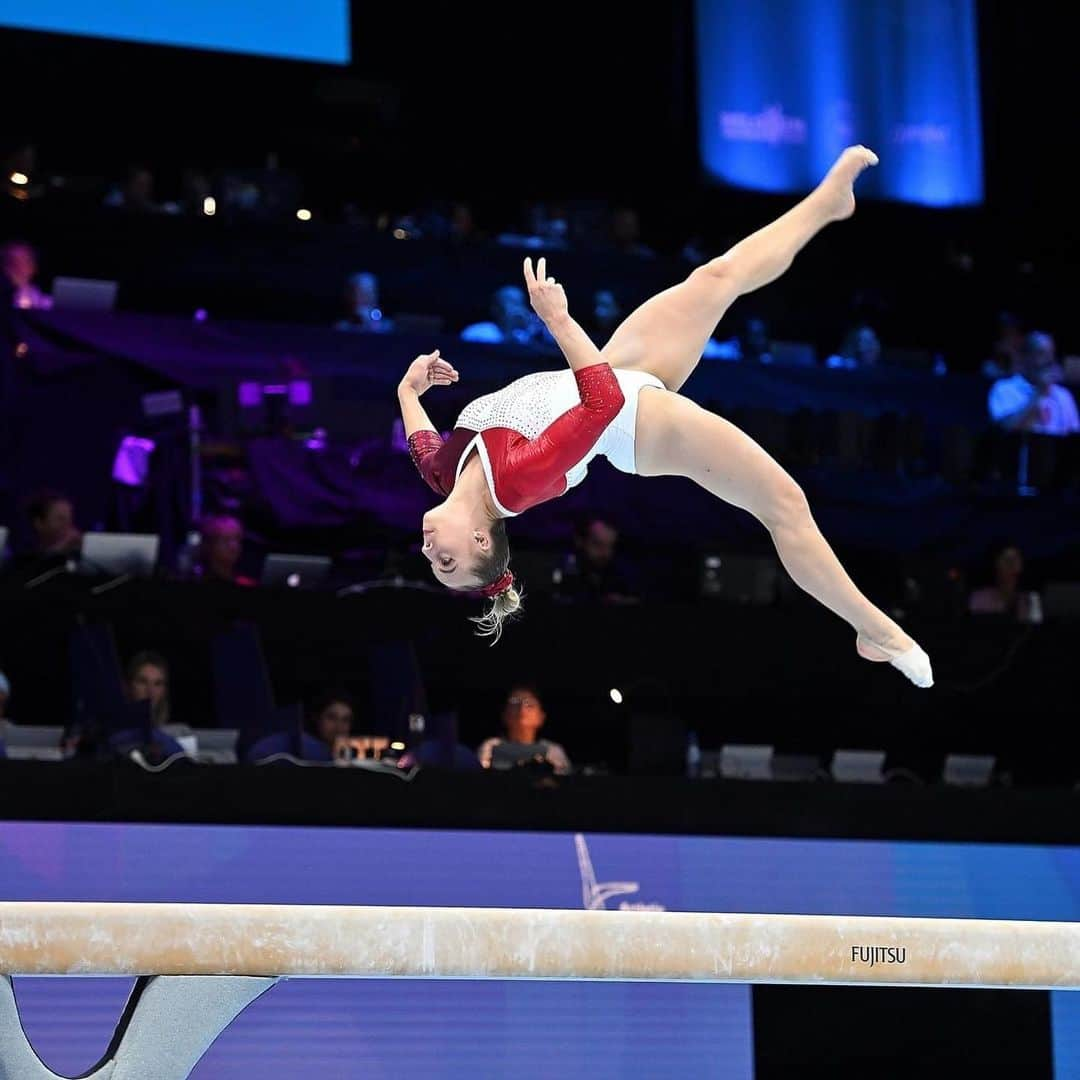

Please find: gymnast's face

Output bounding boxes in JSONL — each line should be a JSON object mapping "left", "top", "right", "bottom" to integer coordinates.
{"left": 422, "top": 503, "right": 490, "bottom": 590}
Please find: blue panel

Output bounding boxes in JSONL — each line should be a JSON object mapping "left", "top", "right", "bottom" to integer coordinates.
{"left": 7, "top": 823, "right": 1080, "bottom": 1075}
{"left": 696, "top": 0, "right": 983, "bottom": 206}
{"left": 0, "top": 1, "right": 350, "bottom": 64}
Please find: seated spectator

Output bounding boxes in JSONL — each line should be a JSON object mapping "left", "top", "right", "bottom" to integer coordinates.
{"left": 610, "top": 208, "right": 655, "bottom": 258}
{"left": 826, "top": 324, "right": 881, "bottom": 370}
{"left": 556, "top": 516, "right": 640, "bottom": 604}
{"left": 588, "top": 289, "right": 623, "bottom": 344}
{"left": 180, "top": 168, "right": 213, "bottom": 215}
{"left": 0, "top": 669, "right": 10, "bottom": 720}
{"left": 306, "top": 691, "right": 355, "bottom": 755}
{"left": 27, "top": 490, "right": 82, "bottom": 555}
{"left": 386, "top": 201, "right": 475, "bottom": 243}
{"left": 461, "top": 285, "right": 554, "bottom": 349}
{"left": 988, "top": 331, "right": 1080, "bottom": 435}
{"left": 449, "top": 202, "right": 479, "bottom": 244}
{"left": 477, "top": 684, "right": 571, "bottom": 775}
{"left": 193, "top": 514, "right": 256, "bottom": 585}
{"left": 738, "top": 317, "right": 774, "bottom": 365}
{"left": 334, "top": 272, "right": 394, "bottom": 334}
{"left": 982, "top": 311, "right": 1025, "bottom": 380}
{"left": 1, "top": 242, "right": 52, "bottom": 311}
{"left": 681, "top": 235, "right": 708, "bottom": 264}
{"left": 126, "top": 651, "right": 171, "bottom": 728}
{"left": 497, "top": 202, "right": 570, "bottom": 250}
{"left": 104, "top": 165, "right": 161, "bottom": 214}
{"left": 969, "top": 545, "right": 1040, "bottom": 622}
{"left": 531, "top": 203, "right": 570, "bottom": 247}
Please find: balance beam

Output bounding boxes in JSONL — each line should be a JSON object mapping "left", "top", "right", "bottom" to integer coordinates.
{"left": 2, "top": 903, "right": 1078, "bottom": 1080}
{"left": 3, "top": 902, "right": 1079, "bottom": 988}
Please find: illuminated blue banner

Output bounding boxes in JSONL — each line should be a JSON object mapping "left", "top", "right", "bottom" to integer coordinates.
{"left": 696, "top": 0, "right": 983, "bottom": 206}
{"left": 1, "top": 1, "right": 350, "bottom": 64}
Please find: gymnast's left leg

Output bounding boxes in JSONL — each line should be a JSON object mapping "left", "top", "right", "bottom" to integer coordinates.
{"left": 602, "top": 146, "right": 878, "bottom": 392}
{"left": 634, "top": 388, "right": 933, "bottom": 687}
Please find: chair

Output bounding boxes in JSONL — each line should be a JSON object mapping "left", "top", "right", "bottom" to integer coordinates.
{"left": 211, "top": 623, "right": 307, "bottom": 760}
{"left": 410, "top": 713, "right": 479, "bottom": 770}
{"left": 366, "top": 640, "right": 428, "bottom": 742}
{"left": 245, "top": 728, "right": 333, "bottom": 765}
{"left": 70, "top": 623, "right": 184, "bottom": 761}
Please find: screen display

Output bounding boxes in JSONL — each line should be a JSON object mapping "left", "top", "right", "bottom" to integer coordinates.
{"left": 0, "top": 1, "right": 350, "bottom": 64}
{"left": 696, "top": 0, "right": 984, "bottom": 206}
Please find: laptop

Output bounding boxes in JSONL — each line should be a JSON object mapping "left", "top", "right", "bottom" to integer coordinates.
{"left": 162, "top": 726, "right": 239, "bottom": 764}
{"left": 831, "top": 749, "right": 887, "bottom": 784}
{"left": 490, "top": 740, "right": 555, "bottom": 771}
{"left": 78, "top": 532, "right": 159, "bottom": 578}
{"left": 720, "top": 743, "right": 774, "bottom": 781}
{"left": 0, "top": 721, "right": 65, "bottom": 761}
{"left": 701, "top": 554, "right": 779, "bottom": 605}
{"left": 943, "top": 754, "right": 996, "bottom": 788}
{"left": 51, "top": 276, "right": 119, "bottom": 312}
{"left": 261, "top": 553, "right": 332, "bottom": 589}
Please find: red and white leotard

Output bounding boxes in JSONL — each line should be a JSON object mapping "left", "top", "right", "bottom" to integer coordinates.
{"left": 407, "top": 362, "right": 660, "bottom": 516}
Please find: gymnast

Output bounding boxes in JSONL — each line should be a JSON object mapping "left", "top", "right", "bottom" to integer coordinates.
{"left": 397, "top": 146, "right": 931, "bottom": 686}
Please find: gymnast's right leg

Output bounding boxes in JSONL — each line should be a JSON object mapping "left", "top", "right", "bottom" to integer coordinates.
{"left": 634, "top": 387, "right": 933, "bottom": 687}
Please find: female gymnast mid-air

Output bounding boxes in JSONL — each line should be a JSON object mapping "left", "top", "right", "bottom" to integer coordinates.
{"left": 396, "top": 146, "right": 932, "bottom": 687}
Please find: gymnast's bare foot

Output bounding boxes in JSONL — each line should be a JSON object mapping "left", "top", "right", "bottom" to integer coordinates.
{"left": 817, "top": 145, "right": 879, "bottom": 222}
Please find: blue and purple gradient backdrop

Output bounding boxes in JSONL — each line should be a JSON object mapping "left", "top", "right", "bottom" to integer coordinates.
{"left": 696, "top": 0, "right": 984, "bottom": 207}
{"left": 0, "top": 1, "right": 349, "bottom": 64}
{"left": 4, "top": 823, "right": 1080, "bottom": 1078}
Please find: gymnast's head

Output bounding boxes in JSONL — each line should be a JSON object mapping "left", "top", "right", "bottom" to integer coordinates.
{"left": 421, "top": 502, "right": 522, "bottom": 639}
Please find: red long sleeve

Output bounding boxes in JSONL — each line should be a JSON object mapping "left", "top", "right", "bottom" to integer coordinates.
{"left": 408, "top": 364, "right": 626, "bottom": 514}
{"left": 407, "top": 430, "right": 455, "bottom": 496}
{"left": 497, "top": 363, "right": 624, "bottom": 512}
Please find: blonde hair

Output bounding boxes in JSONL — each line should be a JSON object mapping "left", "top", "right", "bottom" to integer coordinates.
{"left": 467, "top": 518, "right": 522, "bottom": 643}
{"left": 470, "top": 584, "right": 524, "bottom": 644}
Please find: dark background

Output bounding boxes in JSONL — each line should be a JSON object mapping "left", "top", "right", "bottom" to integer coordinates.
{"left": 2, "top": 3, "right": 1077, "bottom": 273}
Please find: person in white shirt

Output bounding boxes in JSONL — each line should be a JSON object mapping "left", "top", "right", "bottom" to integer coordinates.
{"left": 461, "top": 285, "right": 555, "bottom": 350}
{"left": 989, "top": 331, "right": 1080, "bottom": 436}
{"left": 477, "top": 684, "right": 571, "bottom": 775}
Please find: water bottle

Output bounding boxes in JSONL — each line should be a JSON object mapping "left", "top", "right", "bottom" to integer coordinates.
{"left": 407, "top": 713, "right": 426, "bottom": 749}
{"left": 702, "top": 556, "right": 723, "bottom": 598}
{"left": 686, "top": 731, "right": 701, "bottom": 779}
{"left": 1028, "top": 592, "right": 1043, "bottom": 625}
{"left": 176, "top": 530, "right": 201, "bottom": 579}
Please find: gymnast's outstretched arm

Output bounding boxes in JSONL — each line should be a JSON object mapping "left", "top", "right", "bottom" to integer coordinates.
{"left": 523, "top": 256, "right": 602, "bottom": 374}
{"left": 396, "top": 349, "right": 459, "bottom": 437}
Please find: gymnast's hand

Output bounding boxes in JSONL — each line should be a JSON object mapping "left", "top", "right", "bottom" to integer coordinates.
{"left": 524, "top": 256, "right": 568, "bottom": 327}
{"left": 400, "top": 350, "right": 459, "bottom": 396}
